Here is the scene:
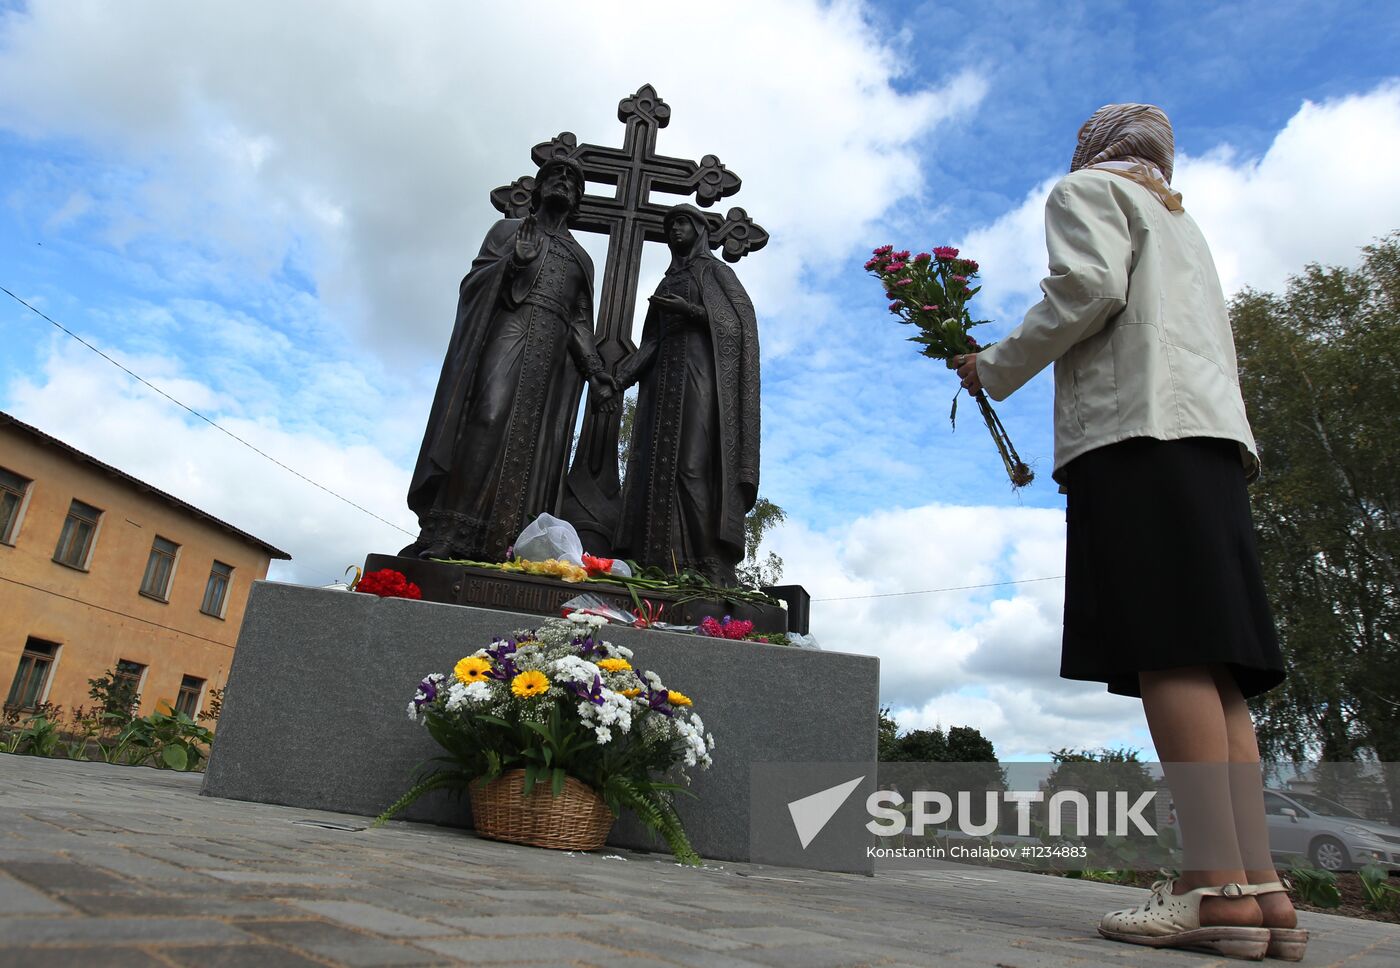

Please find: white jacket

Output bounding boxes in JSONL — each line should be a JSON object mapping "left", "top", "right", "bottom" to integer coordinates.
{"left": 977, "top": 168, "right": 1259, "bottom": 485}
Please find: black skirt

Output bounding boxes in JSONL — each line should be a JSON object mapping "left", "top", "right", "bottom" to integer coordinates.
{"left": 1060, "top": 436, "right": 1285, "bottom": 699}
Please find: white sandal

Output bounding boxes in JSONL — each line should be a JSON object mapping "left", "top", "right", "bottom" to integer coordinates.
{"left": 1247, "top": 879, "right": 1309, "bottom": 961}
{"left": 1099, "top": 877, "right": 1270, "bottom": 960}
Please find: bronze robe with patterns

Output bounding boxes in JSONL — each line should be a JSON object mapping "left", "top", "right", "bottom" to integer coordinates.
{"left": 404, "top": 219, "right": 598, "bottom": 562}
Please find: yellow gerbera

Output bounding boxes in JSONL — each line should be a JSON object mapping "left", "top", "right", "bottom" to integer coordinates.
{"left": 454, "top": 656, "right": 492, "bottom": 684}
{"left": 597, "top": 657, "right": 632, "bottom": 673}
{"left": 667, "top": 690, "right": 693, "bottom": 707}
{"left": 510, "top": 669, "right": 550, "bottom": 698}
{"left": 621, "top": 687, "right": 642, "bottom": 698}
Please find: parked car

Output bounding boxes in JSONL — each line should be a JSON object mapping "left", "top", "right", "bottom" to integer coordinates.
{"left": 1265, "top": 788, "right": 1400, "bottom": 872}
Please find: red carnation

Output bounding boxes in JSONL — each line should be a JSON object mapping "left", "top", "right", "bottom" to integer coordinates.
{"left": 356, "top": 568, "right": 422, "bottom": 600}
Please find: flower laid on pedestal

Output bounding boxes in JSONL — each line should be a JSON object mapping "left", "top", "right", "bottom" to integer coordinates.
{"left": 374, "top": 612, "right": 714, "bottom": 864}
{"left": 866, "top": 245, "right": 1034, "bottom": 488}
{"left": 354, "top": 568, "right": 423, "bottom": 599}
{"left": 698, "top": 615, "right": 754, "bottom": 640}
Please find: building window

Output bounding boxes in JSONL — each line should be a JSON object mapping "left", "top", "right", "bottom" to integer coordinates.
{"left": 175, "top": 675, "right": 205, "bottom": 718}
{"left": 0, "top": 467, "right": 31, "bottom": 544}
{"left": 53, "top": 499, "right": 102, "bottom": 569}
{"left": 201, "top": 561, "right": 233, "bottom": 618}
{"left": 114, "top": 659, "right": 146, "bottom": 705}
{"left": 5, "top": 638, "right": 59, "bottom": 712}
{"left": 139, "top": 536, "right": 180, "bottom": 601}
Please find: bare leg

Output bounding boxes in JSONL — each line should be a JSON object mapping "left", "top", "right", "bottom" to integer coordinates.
{"left": 1139, "top": 665, "right": 1261, "bottom": 928}
{"left": 1214, "top": 666, "right": 1298, "bottom": 929}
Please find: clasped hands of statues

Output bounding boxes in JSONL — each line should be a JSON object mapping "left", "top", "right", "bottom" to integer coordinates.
{"left": 578, "top": 292, "right": 705, "bottom": 416}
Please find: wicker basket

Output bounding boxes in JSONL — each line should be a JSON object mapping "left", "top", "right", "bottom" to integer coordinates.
{"left": 468, "top": 769, "right": 615, "bottom": 851}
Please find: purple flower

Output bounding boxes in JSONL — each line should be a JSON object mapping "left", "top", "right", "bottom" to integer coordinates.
{"left": 644, "top": 687, "right": 675, "bottom": 717}
{"left": 413, "top": 674, "right": 441, "bottom": 709}
{"left": 575, "top": 635, "right": 607, "bottom": 659}
{"left": 485, "top": 637, "right": 521, "bottom": 680}
{"left": 567, "top": 673, "right": 607, "bottom": 706}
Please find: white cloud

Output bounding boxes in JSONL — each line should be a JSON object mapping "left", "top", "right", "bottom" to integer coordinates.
{"left": 7, "top": 340, "right": 416, "bottom": 586}
{"left": 959, "top": 83, "right": 1400, "bottom": 329}
{"left": 0, "top": 0, "right": 985, "bottom": 359}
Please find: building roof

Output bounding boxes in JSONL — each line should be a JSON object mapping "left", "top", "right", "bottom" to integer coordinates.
{"left": 0, "top": 410, "right": 292, "bottom": 561}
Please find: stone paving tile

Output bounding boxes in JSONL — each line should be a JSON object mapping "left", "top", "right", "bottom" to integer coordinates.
{"left": 204, "top": 869, "right": 355, "bottom": 886}
{"left": 0, "top": 915, "right": 257, "bottom": 945}
{"left": 0, "top": 861, "right": 132, "bottom": 893}
{"left": 79, "top": 849, "right": 212, "bottom": 882}
{"left": 574, "top": 911, "right": 760, "bottom": 950}
{"left": 55, "top": 891, "right": 300, "bottom": 919}
{"left": 415, "top": 936, "right": 641, "bottom": 963}
{"left": 240, "top": 921, "right": 451, "bottom": 966}
{"left": 290, "top": 899, "right": 457, "bottom": 937}
{"left": 301, "top": 943, "right": 457, "bottom": 967}
{"left": 709, "top": 925, "right": 844, "bottom": 946}
{"left": 161, "top": 944, "right": 333, "bottom": 968}
{"left": 731, "top": 947, "right": 888, "bottom": 968}
{"left": 0, "top": 947, "right": 165, "bottom": 968}
{"left": 0, "top": 871, "right": 73, "bottom": 915}
{"left": 427, "top": 913, "right": 597, "bottom": 936}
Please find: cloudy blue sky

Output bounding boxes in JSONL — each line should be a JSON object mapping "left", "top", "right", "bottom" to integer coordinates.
{"left": 3, "top": 0, "right": 1398, "bottom": 757}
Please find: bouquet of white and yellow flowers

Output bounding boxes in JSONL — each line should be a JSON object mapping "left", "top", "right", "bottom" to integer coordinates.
{"left": 376, "top": 612, "right": 713, "bottom": 864}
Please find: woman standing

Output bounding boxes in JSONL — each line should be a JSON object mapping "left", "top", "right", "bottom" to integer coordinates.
{"left": 956, "top": 105, "right": 1303, "bottom": 961}
{"left": 613, "top": 204, "right": 760, "bottom": 586}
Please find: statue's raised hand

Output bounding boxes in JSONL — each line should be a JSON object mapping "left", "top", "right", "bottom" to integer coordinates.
{"left": 648, "top": 293, "right": 704, "bottom": 320}
{"left": 513, "top": 215, "right": 543, "bottom": 265}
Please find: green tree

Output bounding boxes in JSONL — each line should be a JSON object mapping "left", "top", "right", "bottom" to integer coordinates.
{"left": 1230, "top": 234, "right": 1400, "bottom": 820}
{"left": 877, "top": 705, "right": 901, "bottom": 761}
{"left": 736, "top": 496, "right": 787, "bottom": 589}
{"left": 879, "top": 714, "right": 999, "bottom": 765}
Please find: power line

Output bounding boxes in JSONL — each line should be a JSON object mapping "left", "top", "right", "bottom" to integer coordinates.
{"left": 812, "top": 575, "right": 1064, "bottom": 602}
{"left": 2, "top": 285, "right": 416, "bottom": 539}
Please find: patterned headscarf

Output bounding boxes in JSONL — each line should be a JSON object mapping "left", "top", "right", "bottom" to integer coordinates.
{"left": 1071, "top": 103, "right": 1182, "bottom": 210}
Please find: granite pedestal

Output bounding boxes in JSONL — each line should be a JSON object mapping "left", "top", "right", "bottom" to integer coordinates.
{"left": 201, "top": 581, "right": 878, "bottom": 868}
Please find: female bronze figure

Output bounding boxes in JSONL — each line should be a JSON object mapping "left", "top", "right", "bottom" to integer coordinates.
{"left": 614, "top": 204, "right": 760, "bottom": 585}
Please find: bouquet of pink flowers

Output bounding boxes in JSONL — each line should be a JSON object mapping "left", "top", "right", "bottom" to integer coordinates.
{"left": 866, "top": 245, "right": 1033, "bottom": 488}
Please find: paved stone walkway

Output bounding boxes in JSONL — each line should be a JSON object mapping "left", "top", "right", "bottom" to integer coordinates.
{"left": 1, "top": 757, "right": 1396, "bottom": 967}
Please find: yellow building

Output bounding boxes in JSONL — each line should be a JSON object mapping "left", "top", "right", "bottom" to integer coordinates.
{"left": 0, "top": 411, "right": 289, "bottom": 723}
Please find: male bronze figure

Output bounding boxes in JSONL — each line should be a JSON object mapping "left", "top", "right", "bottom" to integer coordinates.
{"left": 402, "top": 158, "right": 617, "bottom": 562}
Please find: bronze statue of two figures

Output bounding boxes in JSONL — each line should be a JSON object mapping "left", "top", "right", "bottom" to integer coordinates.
{"left": 401, "top": 88, "right": 765, "bottom": 587}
